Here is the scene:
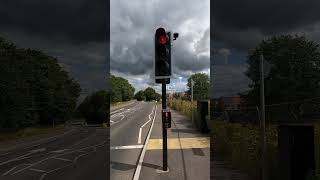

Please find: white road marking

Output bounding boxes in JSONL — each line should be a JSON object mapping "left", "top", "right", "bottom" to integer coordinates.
{"left": 29, "top": 168, "right": 46, "bottom": 173}
{"left": 2, "top": 166, "right": 19, "bottom": 176}
{"left": 0, "top": 148, "right": 46, "bottom": 166}
{"left": 3, "top": 167, "right": 17, "bottom": 176}
{"left": 50, "top": 149, "right": 69, "bottom": 153}
{"left": 138, "top": 129, "right": 142, "bottom": 144}
{"left": 110, "top": 108, "right": 124, "bottom": 115}
{"left": 138, "top": 106, "right": 155, "bottom": 144}
{"left": 30, "top": 148, "right": 46, "bottom": 153}
{"left": 11, "top": 141, "right": 107, "bottom": 175}
{"left": 110, "top": 145, "right": 143, "bottom": 150}
{"left": 0, "top": 129, "right": 74, "bottom": 153}
{"left": 133, "top": 104, "right": 157, "bottom": 180}
{"left": 52, "top": 157, "right": 72, "bottom": 162}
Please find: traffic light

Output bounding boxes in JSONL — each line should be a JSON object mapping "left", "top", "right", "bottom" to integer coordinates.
{"left": 155, "top": 27, "right": 171, "bottom": 84}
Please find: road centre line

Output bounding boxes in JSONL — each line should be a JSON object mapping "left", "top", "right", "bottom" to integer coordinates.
{"left": 133, "top": 104, "right": 157, "bottom": 180}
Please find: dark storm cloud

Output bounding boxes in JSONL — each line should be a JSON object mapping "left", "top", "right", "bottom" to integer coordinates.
{"left": 0, "top": 0, "right": 108, "bottom": 101}
{"left": 111, "top": 0, "right": 210, "bottom": 79}
{"left": 0, "top": 0, "right": 107, "bottom": 44}
{"left": 214, "top": 0, "right": 320, "bottom": 32}
{"left": 213, "top": 0, "right": 320, "bottom": 50}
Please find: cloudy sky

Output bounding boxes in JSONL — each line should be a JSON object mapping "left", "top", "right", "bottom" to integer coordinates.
{"left": 212, "top": 0, "right": 320, "bottom": 98}
{"left": 110, "top": 0, "right": 210, "bottom": 93}
{"left": 0, "top": 0, "right": 108, "bottom": 102}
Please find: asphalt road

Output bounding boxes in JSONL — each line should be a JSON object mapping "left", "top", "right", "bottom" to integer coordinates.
{"left": 110, "top": 101, "right": 156, "bottom": 180}
{"left": 0, "top": 125, "right": 109, "bottom": 180}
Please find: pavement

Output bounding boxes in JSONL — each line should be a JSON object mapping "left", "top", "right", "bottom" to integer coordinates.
{"left": 138, "top": 107, "right": 210, "bottom": 180}
{"left": 0, "top": 124, "right": 109, "bottom": 180}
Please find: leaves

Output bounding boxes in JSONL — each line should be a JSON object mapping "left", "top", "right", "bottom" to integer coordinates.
{"left": 78, "top": 90, "right": 109, "bottom": 124}
{"left": 186, "top": 73, "right": 209, "bottom": 100}
{"left": 244, "top": 34, "right": 320, "bottom": 119}
{"left": 0, "top": 36, "right": 81, "bottom": 129}
{"left": 111, "top": 75, "right": 135, "bottom": 102}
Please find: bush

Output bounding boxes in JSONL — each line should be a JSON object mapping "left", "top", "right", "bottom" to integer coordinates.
{"left": 78, "top": 90, "right": 109, "bottom": 124}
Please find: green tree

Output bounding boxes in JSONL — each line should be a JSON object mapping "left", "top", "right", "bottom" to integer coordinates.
{"left": 134, "top": 90, "right": 145, "bottom": 101}
{"left": 78, "top": 90, "right": 109, "bottom": 124}
{"left": 111, "top": 75, "right": 135, "bottom": 103}
{"left": 0, "top": 36, "right": 81, "bottom": 129}
{"left": 244, "top": 34, "right": 320, "bottom": 121}
{"left": 144, "top": 87, "right": 158, "bottom": 101}
{"left": 186, "top": 73, "right": 209, "bottom": 100}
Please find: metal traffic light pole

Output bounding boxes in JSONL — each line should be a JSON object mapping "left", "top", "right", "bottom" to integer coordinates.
{"left": 154, "top": 27, "right": 178, "bottom": 172}
{"left": 162, "top": 78, "right": 168, "bottom": 171}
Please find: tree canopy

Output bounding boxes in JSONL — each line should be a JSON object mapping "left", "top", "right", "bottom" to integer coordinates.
{"left": 144, "top": 87, "right": 160, "bottom": 101}
{"left": 186, "top": 73, "right": 209, "bottom": 100}
{"left": 243, "top": 34, "right": 320, "bottom": 121}
{"left": 134, "top": 90, "right": 145, "bottom": 101}
{"left": 78, "top": 90, "right": 109, "bottom": 124}
{"left": 0, "top": 37, "right": 81, "bottom": 129}
{"left": 111, "top": 75, "right": 135, "bottom": 103}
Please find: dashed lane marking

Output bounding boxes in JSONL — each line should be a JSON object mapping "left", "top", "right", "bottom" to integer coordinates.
{"left": 147, "top": 137, "right": 210, "bottom": 150}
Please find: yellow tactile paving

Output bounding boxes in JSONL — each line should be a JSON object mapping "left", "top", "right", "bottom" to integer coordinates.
{"left": 147, "top": 137, "right": 210, "bottom": 150}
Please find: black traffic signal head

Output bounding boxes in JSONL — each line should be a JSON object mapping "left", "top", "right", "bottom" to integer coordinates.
{"left": 155, "top": 27, "right": 171, "bottom": 78}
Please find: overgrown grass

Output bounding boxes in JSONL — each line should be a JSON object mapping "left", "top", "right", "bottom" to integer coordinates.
{"left": 212, "top": 121, "right": 320, "bottom": 179}
{"left": 0, "top": 125, "right": 65, "bottom": 142}
{"left": 168, "top": 99, "right": 195, "bottom": 119}
{"left": 211, "top": 121, "right": 278, "bottom": 179}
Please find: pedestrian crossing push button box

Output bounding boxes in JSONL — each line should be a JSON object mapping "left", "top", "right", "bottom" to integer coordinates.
{"left": 162, "top": 109, "right": 171, "bottom": 129}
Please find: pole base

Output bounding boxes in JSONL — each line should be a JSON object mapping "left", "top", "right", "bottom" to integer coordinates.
{"left": 156, "top": 167, "right": 169, "bottom": 173}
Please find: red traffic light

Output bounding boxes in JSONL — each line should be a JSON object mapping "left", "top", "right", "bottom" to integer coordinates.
{"left": 159, "top": 35, "right": 166, "bottom": 45}
{"left": 156, "top": 27, "right": 166, "bottom": 45}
